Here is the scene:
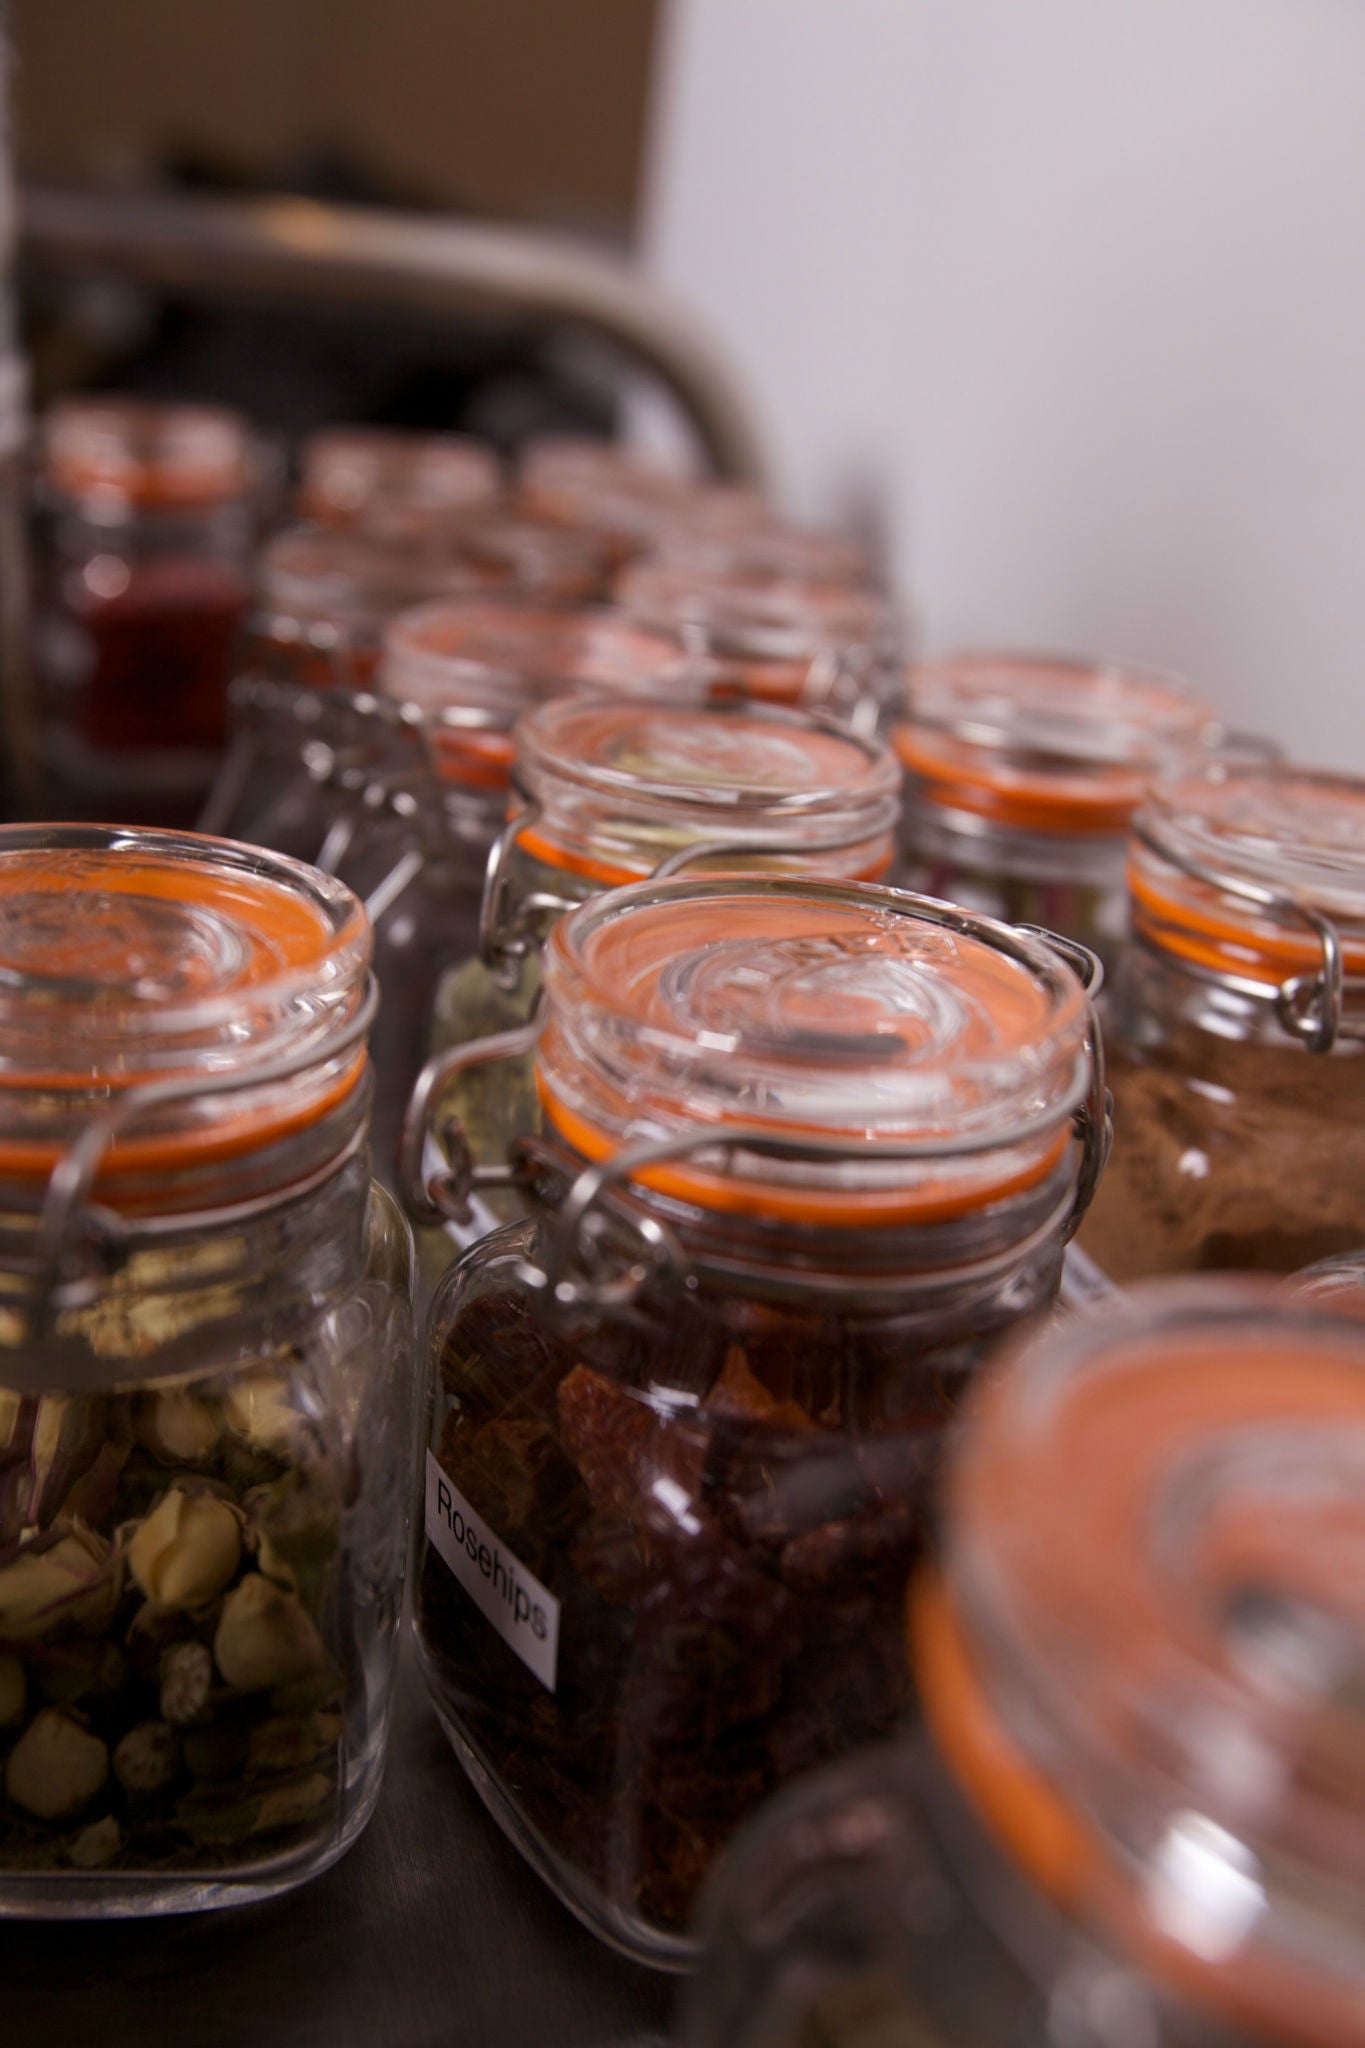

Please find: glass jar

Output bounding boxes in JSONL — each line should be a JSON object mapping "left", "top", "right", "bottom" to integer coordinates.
{"left": 893, "top": 652, "right": 1218, "bottom": 971}
{"left": 684, "top": 1279, "right": 1365, "bottom": 2048}
{"left": 1081, "top": 757, "right": 1365, "bottom": 1280}
{"left": 32, "top": 398, "right": 262, "bottom": 826}
{"left": 0, "top": 826, "right": 414, "bottom": 1913}
{"left": 297, "top": 426, "right": 502, "bottom": 529}
{"left": 408, "top": 874, "right": 1106, "bottom": 1964}
{"left": 616, "top": 533, "right": 902, "bottom": 735}
{"left": 420, "top": 696, "right": 905, "bottom": 1242}
{"left": 517, "top": 435, "right": 767, "bottom": 563}
{"left": 314, "top": 603, "right": 697, "bottom": 1186}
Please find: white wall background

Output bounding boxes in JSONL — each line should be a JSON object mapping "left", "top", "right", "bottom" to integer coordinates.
{"left": 643, "top": 0, "right": 1365, "bottom": 765}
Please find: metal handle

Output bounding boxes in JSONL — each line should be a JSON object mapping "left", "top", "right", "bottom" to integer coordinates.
{"left": 21, "top": 183, "right": 768, "bottom": 486}
{"left": 398, "top": 997, "right": 547, "bottom": 1228}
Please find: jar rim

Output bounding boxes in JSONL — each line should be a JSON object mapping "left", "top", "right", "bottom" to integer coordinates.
{"left": 538, "top": 875, "right": 1091, "bottom": 1224}
{"left": 297, "top": 424, "right": 501, "bottom": 525}
{"left": 925, "top": 1277, "right": 1365, "bottom": 2047}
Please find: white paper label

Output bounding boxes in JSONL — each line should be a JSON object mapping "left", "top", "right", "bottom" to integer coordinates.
{"left": 424, "top": 1450, "right": 560, "bottom": 1691}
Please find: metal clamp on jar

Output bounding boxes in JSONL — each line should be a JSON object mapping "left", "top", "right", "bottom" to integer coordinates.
{"left": 0, "top": 827, "right": 414, "bottom": 1914}
{"left": 1081, "top": 755, "right": 1365, "bottom": 1280}
{"left": 403, "top": 873, "right": 1107, "bottom": 1965}
{"left": 684, "top": 1279, "right": 1365, "bottom": 2048}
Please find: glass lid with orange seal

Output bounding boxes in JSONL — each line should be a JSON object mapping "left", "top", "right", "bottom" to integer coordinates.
{"left": 378, "top": 600, "right": 696, "bottom": 795}
{"left": 915, "top": 1279, "right": 1365, "bottom": 2048}
{"left": 895, "top": 651, "right": 1215, "bottom": 835}
{"left": 1129, "top": 755, "right": 1365, "bottom": 1050}
{"left": 516, "top": 435, "right": 767, "bottom": 554}
{"left": 0, "top": 825, "right": 372, "bottom": 1225}
{"left": 511, "top": 695, "right": 903, "bottom": 885}
{"left": 42, "top": 397, "right": 257, "bottom": 514}
{"left": 531, "top": 874, "right": 1101, "bottom": 1257}
{"left": 297, "top": 425, "right": 501, "bottom": 528}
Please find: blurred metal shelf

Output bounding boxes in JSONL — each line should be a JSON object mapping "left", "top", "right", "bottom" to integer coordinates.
{"left": 20, "top": 183, "right": 768, "bottom": 486}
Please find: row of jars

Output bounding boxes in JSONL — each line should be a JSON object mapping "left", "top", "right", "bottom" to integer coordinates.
{"left": 0, "top": 820, "right": 1360, "bottom": 2048}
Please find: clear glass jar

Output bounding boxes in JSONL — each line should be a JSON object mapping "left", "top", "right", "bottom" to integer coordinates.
{"left": 297, "top": 426, "right": 502, "bottom": 529}
{"left": 893, "top": 652, "right": 1218, "bottom": 970}
{"left": 316, "top": 603, "right": 696, "bottom": 1186}
{"left": 616, "top": 534, "right": 902, "bottom": 735}
{"left": 684, "top": 1280, "right": 1365, "bottom": 2048}
{"left": 1081, "top": 757, "right": 1365, "bottom": 1280}
{"left": 517, "top": 435, "right": 768, "bottom": 563}
{"left": 32, "top": 398, "right": 263, "bottom": 827}
{"left": 421, "top": 696, "right": 906, "bottom": 1241}
{"left": 0, "top": 827, "right": 414, "bottom": 1914}
{"left": 408, "top": 874, "right": 1106, "bottom": 1964}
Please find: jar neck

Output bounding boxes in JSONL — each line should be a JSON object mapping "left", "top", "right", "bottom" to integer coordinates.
{"left": 1117, "top": 933, "right": 1363, "bottom": 1057}
{"left": 905, "top": 793, "right": 1128, "bottom": 885}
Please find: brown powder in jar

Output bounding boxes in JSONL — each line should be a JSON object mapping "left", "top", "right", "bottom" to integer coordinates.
{"left": 1080, "top": 1022, "right": 1365, "bottom": 1281}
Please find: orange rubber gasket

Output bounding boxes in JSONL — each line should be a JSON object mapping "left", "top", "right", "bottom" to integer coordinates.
{"left": 516, "top": 823, "right": 891, "bottom": 889}
{"left": 1128, "top": 857, "right": 1365, "bottom": 984}
{"left": 894, "top": 726, "right": 1143, "bottom": 834}
{"left": 537, "top": 1076, "right": 1067, "bottom": 1227}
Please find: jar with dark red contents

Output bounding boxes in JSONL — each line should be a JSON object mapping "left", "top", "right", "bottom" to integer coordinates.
{"left": 616, "top": 530, "right": 902, "bottom": 735}
{"left": 416, "top": 697, "right": 904, "bottom": 1244}
{"left": 297, "top": 426, "right": 501, "bottom": 530}
{"left": 893, "top": 652, "right": 1218, "bottom": 971}
{"left": 684, "top": 1280, "right": 1365, "bottom": 2048}
{"left": 408, "top": 875, "right": 1107, "bottom": 1965}
{"left": 1081, "top": 757, "right": 1365, "bottom": 1281}
{"left": 33, "top": 398, "right": 262, "bottom": 824}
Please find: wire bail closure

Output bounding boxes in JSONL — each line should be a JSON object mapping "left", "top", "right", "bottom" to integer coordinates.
{"left": 402, "top": 901, "right": 1110, "bottom": 1314}
{"left": 1132, "top": 816, "right": 1355, "bottom": 1054}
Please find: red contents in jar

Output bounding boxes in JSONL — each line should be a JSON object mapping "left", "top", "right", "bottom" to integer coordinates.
{"left": 74, "top": 556, "right": 249, "bottom": 754}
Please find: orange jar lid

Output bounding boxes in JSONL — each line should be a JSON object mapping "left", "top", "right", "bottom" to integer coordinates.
{"left": 894, "top": 652, "right": 1212, "bottom": 835}
{"left": 44, "top": 398, "right": 255, "bottom": 512}
{"left": 517, "top": 435, "right": 766, "bottom": 552}
{"left": 537, "top": 875, "right": 1089, "bottom": 1226}
{"left": 297, "top": 425, "right": 501, "bottom": 528}
{"left": 379, "top": 601, "right": 694, "bottom": 791}
{"left": 1129, "top": 757, "right": 1365, "bottom": 992}
{"left": 919, "top": 1281, "right": 1365, "bottom": 2048}
{"left": 514, "top": 695, "right": 901, "bottom": 884}
{"left": 0, "top": 828, "right": 371, "bottom": 1208}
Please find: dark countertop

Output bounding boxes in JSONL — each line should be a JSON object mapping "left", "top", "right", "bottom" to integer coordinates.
{"left": 1, "top": 1651, "right": 674, "bottom": 2048}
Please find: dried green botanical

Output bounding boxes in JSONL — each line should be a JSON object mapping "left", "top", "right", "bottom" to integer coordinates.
{"left": 6, "top": 1709, "right": 108, "bottom": 1820}
{"left": 127, "top": 1488, "right": 242, "bottom": 1611}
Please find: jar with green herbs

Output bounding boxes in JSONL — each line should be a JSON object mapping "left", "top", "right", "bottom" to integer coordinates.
{"left": 0, "top": 827, "right": 413, "bottom": 1913}
{"left": 683, "top": 1278, "right": 1365, "bottom": 2048}
{"left": 892, "top": 652, "right": 1218, "bottom": 971}
{"left": 416, "top": 695, "right": 903, "bottom": 1248}
{"left": 1081, "top": 757, "right": 1365, "bottom": 1280}
{"left": 407, "top": 874, "right": 1106, "bottom": 1965}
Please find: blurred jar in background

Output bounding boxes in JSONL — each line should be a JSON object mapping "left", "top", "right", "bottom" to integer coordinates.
{"left": 684, "top": 1279, "right": 1365, "bottom": 2048}
{"left": 297, "top": 426, "right": 502, "bottom": 530}
{"left": 517, "top": 434, "right": 768, "bottom": 562}
{"left": 321, "top": 601, "right": 697, "bottom": 1186}
{"left": 1081, "top": 756, "right": 1365, "bottom": 1281}
{"left": 32, "top": 397, "right": 262, "bottom": 825}
{"left": 617, "top": 528, "right": 902, "bottom": 735}
{"left": 893, "top": 652, "right": 1217, "bottom": 972}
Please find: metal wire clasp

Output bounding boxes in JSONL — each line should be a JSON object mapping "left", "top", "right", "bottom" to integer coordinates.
{"left": 477, "top": 799, "right": 582, "bottom": 988}
{"left": 398, "top": 996, "right": 548, "bottom": 1228}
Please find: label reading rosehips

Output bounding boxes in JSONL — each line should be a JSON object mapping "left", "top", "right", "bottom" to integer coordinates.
{"left": 424, "top": 1451, "right": 560, "bottom": 1691}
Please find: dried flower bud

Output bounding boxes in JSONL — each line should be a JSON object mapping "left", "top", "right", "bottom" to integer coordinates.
{"left": 128, "top": 1488, "right": 241, "bottom": 1611}
{"left": 213, "top": 1574, "right": 324, "bottom": 1692}
{"left": 6, "top": 1708, "right": 108, "bottom": 1819}
{"left": 134, "top": 1391, "right": 221, "bottom": 1466}
{"left": 159, "top": 1639, "right": 213, "bottom": 1725}
{"left": 67, "top": 1813, "right": 122, "bottom": 1868}
{"left": 29, "top": 1395, "right": 107, "bottom": 1524}
{"left": 0, "top": 1529, "right": 119, "bottom": 1640}
{"left": 113, "top": 1721, "right": 178, "bottom": 1799}
{"left": 0, "top": 1389, "right": 22, "bottom": 1454}
{"left": 0, "top": 1654, "right": 24, "bottom": 1727}
{"left": 224, "top": 1373, "right": 298, "bottom": 1455}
